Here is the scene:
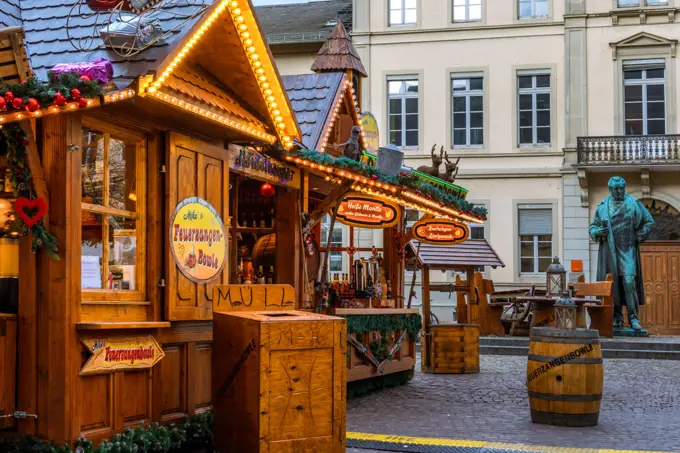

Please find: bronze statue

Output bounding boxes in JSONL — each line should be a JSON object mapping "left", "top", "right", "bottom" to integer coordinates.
{"left": 442, "top": 152, "right": 460, "bottom": 183}
{"left": 417, "top": 145, "right": 444, "bottom": 177}
{"left": 589, "top": 176, "right": 655, "bottom": 331}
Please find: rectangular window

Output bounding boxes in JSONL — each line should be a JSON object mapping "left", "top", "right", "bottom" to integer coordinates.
{"left": 518, "top": 0, "right": 548, "bottom": 18}
{"left": 618, "top": 0, "right": 667, "bottom": 6}
{"left": 518, "top": 205, "right": 553, "bottom": 274}
{"left": 453, "top": 0, "right": 482, "bottom": 22}
{"left": 81, "top": 125, "right": 145, "bottom": 298}
{"left": 518, "top": 71, "right": 551, "bottom": 146}
{"left": 388, "top": 78, "right": 419, "bottom": 148}
{"left": 389, "top": 0, "right": 417, "bottom": 25}
{"left": 623, "top": 60, "right": 666, "bottom": 136}
{"left": 321, "top": 215, "right": 344, "bottom": 273}
{"left": 452, "top": 75, "right": 484, "bottom": 147}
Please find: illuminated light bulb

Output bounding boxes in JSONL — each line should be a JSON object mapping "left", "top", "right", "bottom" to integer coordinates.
{"left": 274, "top": 115, "right": 283, "bottom": 122}
{"left": 253, "top": 61, "right": 262, "bottom": 68}
{"left": 255, "top": 68, "right": 264, "bottom": 75}
{"left": 241, "top": 31, "right": 250, "bottom": 38}
{"left": 277, "top": 123, "right": 286, "bottom": 130}
{"left": 233, "top": 8, "right": 241, "bottom": 15}
{"left": 230, "top": 1, "right": 239, "bottom": 7}
{"left": 236, "top": 16, "right": 245, "bottom": 23}
{"left": 238, "top": 24, "right": 248, "bottom": 31}
{"left": 272, "top": 109, "right": 280, "bottom": 116}
{"left": 261, "top": 82, "right": 270, "bottom": 89}
{"left": 258, "top": 75, "right": 267, "bottom": 82}
{"left": 244, "top": 38, "right": 253, "bottom": 46}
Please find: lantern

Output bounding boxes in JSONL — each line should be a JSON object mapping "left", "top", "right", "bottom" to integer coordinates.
{"left": 546, "top": 256, "right": 566, "bottom": 297}
{"left": 554, "top": 291, "right": 577, "bottom": 330}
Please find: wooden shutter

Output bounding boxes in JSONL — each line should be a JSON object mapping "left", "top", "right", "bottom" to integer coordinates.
{"left": 166, "top": 132, "right": 229, "bottom": 321}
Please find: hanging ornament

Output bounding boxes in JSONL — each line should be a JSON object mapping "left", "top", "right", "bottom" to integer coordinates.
{"left": 71, "top": 88, "right": 81, "bottom": 100}
{"left": 54, "top": 93, "right": 67, "bottom": 106}
{"left": 4, "top": 91, "right": 14, "bottom": 102}
{"left": 25, "top": 98, "right": 39, "bottom": 113}
{"left": 371, "top": 174, "right": 378, "bottom": 181}
{"left": 80, "top": 75, "right": 91, "bottom": 82}
{"left": 260, "top": 183, "right": 275, "bottom": 198}
{"left": 78, "top": 98, "right": 89, "bottom": 109}
{"left": 14, "top": 197, "right": 48, "bottom": 228}
{"left": 0, "top": 97, "right": 6, "bottom": 111}
{"left": 12, "top": 97, "right": 23, "bottom": 109}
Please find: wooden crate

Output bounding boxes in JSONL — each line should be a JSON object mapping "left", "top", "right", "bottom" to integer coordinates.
{"left": 213, "top": 309, "right": 346, "bottom": 453}
{"left": 423, "top": 324, "right": 479, "bottom": 374}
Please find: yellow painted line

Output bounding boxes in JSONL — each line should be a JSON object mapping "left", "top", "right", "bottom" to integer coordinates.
{"left": 347, "top": 432, "right": 672, "bottom": 453}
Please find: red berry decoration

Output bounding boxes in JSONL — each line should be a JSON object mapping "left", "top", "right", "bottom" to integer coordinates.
{"left": 371, "top": 174, "right": 378, "bottom": 181}
{"left": 12, "top": 97, "right": 23, "bottom": 109}
{"left": 260, "top": 183, "right": 275, "bottom": 198}
{"left": 25, "top": 98, "right": 40, "bottom": 112}
{"left": 78, "top": 98, "right": 89, "bottom": 108}
{"left": 54, "top": 93, "right": 67, "bottom": 106}
{"left": 0, "top": 97, "right": 6, "bottom": 111}
{"left": 71, "top": 88, "right": 81, "bottom": 100}
{"left": 80, "top": 75, "right": 91, "bottom": 82}
{"left": 4, "top": 91, "right": 14, "bottom": 102}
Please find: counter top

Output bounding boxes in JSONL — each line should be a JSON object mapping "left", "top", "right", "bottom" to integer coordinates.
{"left": 333, "top": 308, "right": 420, "bottom": 316}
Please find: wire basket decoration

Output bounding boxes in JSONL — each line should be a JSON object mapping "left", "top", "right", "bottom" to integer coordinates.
{"left": 67, "top": 0, "right": 211, "bottom": 58}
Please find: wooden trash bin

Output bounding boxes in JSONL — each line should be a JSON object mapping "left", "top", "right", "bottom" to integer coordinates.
{"left": 212, "top": 284, "right": 346, "bottom": 453}
{"left": 424, "top": 324, "right": 479, "bottom": 374}
{"left": 527, "top": 327, "right": 603, "bottom": 427}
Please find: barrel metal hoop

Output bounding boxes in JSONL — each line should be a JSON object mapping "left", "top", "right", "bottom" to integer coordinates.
{"left": 529, "top": 336, "right": 601, "bottom": 345}
{"left": 530, "top": 409, "right": 599, "bottom": 427}
{"left": 528, "top": 390, "right": 602, "bottom": 402}
{"left": 528, "top": 354, "right": 603, "bottom": 364}
{"left": 531, "top": 327, "right": 600, "bottom": 339}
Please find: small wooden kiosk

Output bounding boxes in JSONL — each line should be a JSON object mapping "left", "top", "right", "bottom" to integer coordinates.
{"left": 408, "top": 239, "right": 505, "bottom": 374}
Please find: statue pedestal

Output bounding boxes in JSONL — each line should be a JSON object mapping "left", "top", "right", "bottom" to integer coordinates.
{"left": 613, "top": 327, "right": 649, "bottom": 338}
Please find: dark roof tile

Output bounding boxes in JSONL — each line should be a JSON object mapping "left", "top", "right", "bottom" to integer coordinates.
{"left": 409, "top": 240, "right": 505, "bottom": 269}
{"left": 255, "top": 0, "right": 351, "bottom": 44}
{"left": 0, "top": 0, "right": 21, "bottom": 28}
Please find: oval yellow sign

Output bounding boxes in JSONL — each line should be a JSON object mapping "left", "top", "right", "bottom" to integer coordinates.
{"left": 169, "top": 197, "right": 227, "bottom": 284}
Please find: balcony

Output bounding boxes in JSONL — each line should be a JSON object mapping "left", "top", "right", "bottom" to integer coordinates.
{"left": 577, "top": 135, "right": 680, "bottom": 165}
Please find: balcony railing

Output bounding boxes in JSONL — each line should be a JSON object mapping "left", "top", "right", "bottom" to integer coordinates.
{"left": 577, "top": 135, "right": 680, "bottom": 165}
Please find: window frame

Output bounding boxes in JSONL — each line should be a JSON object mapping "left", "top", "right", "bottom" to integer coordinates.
{"left": 388, "top": 0, "right": 418, "bottom": 26}
{"left": 623, "top": 60, "right": 666, "bottom": 136}
{"left": 387, "top": 76, "right": 420, "bottom": 149}
{"left": 452, "top": 0, "right": 483, "bottom": 22}
{"left": 451, "top": 74, "right": 484, "bottom": 148}
{"left": 616, "top": 0, "right": 668, "bottom": 7}
{"left": 517, "top": 70, "right": 552, "bottom": 147}
{"left": 517, "top": 204, "right": 554, "bottom": 276}
{"left": 517, "top": 0, "right": 550, "bottom": 19}
{"left": 80, "top": 117, "right": 147, "bottom": 302}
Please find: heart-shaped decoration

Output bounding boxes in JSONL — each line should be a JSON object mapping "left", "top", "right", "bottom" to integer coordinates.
{"left": 14, "top": 197, "right": 47, "bottom": 228}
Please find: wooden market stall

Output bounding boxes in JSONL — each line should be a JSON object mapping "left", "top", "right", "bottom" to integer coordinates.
{"left": 0, "top": 0, "right": 305, "bottom": 444}
{"left": 408, "top": 240, "right": 505, "bottom": 374}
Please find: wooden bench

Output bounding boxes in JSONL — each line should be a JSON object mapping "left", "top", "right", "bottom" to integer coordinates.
{"left": 572, "top": 274, "right": 614, "bottom": 338}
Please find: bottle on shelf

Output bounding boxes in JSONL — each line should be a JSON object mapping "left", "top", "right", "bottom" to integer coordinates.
{"left": 259, "top": 212, "right": 266, "bottom": 228}
{"left": 267, "top": 265, "right": 275, "bottom": 284}
{"left": 270, "top": 208, "right": 275, "bottom": 227}
{"left": 386, "top": 280, "right": 392, "bottom": 299}
{"left": 341, "top": 274, "right": 347, "bottom": 295}
{"left": 256, "top": 265, "right": 265, "bottom": 284}
{"left": 4, "top": 168, "right": 12, "bottom": 193}
{"left": 381, "top": 279, "right": 388, "bottom": 300}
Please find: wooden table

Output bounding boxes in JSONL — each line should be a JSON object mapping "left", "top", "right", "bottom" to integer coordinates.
{"left": 516, "top": 296, "right": 597, "bottom": 329}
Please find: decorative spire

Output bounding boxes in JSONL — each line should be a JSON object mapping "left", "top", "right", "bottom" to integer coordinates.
{"left": 311, "top": 21, "right": 367, "bottom": 77}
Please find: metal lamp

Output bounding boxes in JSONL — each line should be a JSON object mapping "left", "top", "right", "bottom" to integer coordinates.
{"left": 554, "top": 291, "right": 577, "bottom": 330}
{"left": 546, "top": 256, "right": 566, "bottom": 297}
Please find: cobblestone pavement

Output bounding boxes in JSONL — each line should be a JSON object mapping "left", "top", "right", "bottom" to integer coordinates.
{"left": 347, "top": 355, "right": 680, "bottom": 452}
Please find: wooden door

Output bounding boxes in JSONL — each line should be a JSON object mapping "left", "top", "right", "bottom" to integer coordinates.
{"left": 640, "top": 242, "right": 680, "bottom": 334}
{"left": 166, "top": 133, "right": 229, "bottom": 321}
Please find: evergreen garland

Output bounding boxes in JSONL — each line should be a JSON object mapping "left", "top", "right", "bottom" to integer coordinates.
{"left": 0, "top": 71, "right": 102, "bottom": 111}
{"left": 0, "top": 123, "right": 59, "bottom": 259}
{"left": 291, "top": 148, "right": 488, "bottom": 220}
{"left": 341, "top": 313, "right": 422, "bottom": 340}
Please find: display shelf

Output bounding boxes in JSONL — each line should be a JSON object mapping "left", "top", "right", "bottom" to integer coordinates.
{"left": 76, "top": 321, "right": 171, "bottom": 330}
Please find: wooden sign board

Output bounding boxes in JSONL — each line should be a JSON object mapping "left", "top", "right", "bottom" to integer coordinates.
{"left": 360, "top": 112, "right": 379, "bottom": 155}
{"left": 79, "top": 335, "right": 164, "bottom": 376}
{"left": 214, "top": 284, "right": 296, "bottom": 312}
{"left": 413, "top": 218, "right": 469, "bottom": 245}
{"left": 336, "top": 193, "right": 400, "bottom": 229}
{"left": 227, "top": 144, "right": 301, "bottom": 189}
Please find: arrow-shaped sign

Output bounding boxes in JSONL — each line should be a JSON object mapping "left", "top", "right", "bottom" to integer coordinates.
{"left": 80, "top": 335, "right": 165, "bottom": 376}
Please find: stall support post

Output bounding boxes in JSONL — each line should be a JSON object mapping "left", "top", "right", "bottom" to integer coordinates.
{"left": 421, "top": 264, "right": 431, "bottom": 369}
{"left": 275, "top": 189, "right": 301, "bottom": 300}
{"left": 466, "top": 268, "right": 479, "bottom": 325}
{"left": 35, "top": 114, "right": 82, "bottom": 442}
{"left": 17, "top": 234, "right": 37, "bottom": 435}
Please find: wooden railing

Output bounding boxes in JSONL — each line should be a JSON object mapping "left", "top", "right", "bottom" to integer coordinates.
{"left": 577, "top": 135, "right": 680, "bottom": 164}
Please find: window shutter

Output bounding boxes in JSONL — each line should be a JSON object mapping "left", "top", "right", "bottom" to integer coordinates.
{"left": 519, "top": 207, "right": 552, "bottom": 236}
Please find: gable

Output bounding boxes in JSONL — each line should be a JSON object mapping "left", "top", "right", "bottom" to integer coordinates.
{"left": 610, "top": 32, "right": 678, "bottom": 58}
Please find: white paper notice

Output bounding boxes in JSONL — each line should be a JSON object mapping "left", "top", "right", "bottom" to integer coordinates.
{"left": 81, "top": 256, "right": 101, "bottom": 289}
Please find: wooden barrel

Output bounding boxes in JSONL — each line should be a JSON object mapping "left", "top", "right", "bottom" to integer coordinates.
{"left": 527, "top": 327, "right": 603, "bottom": 427}
{"left": 252, "top": 234, "right": 320, "bottom": 282}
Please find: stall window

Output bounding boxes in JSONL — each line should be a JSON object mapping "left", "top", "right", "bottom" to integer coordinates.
{"left": 518, "top": 205, "right": 552, "bottom": 274}
{"left": 80, "top": 125, "right": 146, "bottom": 300}
{"left": 623, "top": 60, "right": 666, "bottom": 136}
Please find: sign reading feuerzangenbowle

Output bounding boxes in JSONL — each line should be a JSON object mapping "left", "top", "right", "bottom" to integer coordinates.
{"left": 169, "top": 197, "right": 227, "bottom": 284}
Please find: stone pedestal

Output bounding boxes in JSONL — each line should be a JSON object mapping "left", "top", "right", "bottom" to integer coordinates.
{"left": 614, "top": 327, "right": 649, "bottom": 337}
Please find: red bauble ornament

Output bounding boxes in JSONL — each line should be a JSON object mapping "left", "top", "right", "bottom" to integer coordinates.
{"left": 0, "top": 97, "right": 6, "bottom": 111}
{"left": 371, "top": 174, "right": 378, "bottom": 181}
{"left": 54, "top": 93, "right": 67, "bottom": 106}
{"left": 260, "top": 183, "right": 275, "bottom": 198}
{"left": 12, "top": 97, "right": 23, "bottom": 109}
{"left": 14, "top": 197, "right": 48, "bottom": 228}
{"left": 80, "top": 75, "right": 91, "bottom": 82}
{"left": 4, "top": 91, "right": 14, "bottom": 102}
{"left": 71, "top": 88, "right": 81, "bottom": 100}
{"left": 78, "top": 98, "right": 89, "bottom": 108}
{"left": 25, "top": 98, "right": 39, "bottom": 112}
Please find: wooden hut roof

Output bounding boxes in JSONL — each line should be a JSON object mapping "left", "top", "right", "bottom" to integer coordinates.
{"left": 408, "top": 240, "right": 505, "bottom": 270}
{"left": 310, "top": 21, "right": 367, "bottom": 77}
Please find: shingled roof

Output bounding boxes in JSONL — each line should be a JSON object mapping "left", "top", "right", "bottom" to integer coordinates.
{"left": 255, "top": 0, "right": 351, "bottom": 44}
{"left": 0, "top": 0, "right": 21, "bottom": 28}
{"left": 409, "top": 240, "right": 505, "bottom": 270}
{"left": 282, "top": 72, "right": 344, "bottom": 149}
{"left": 310, "top": 21, "right": 366, "bottom": 77}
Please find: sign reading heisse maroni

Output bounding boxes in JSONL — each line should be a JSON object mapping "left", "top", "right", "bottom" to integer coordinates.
{"left": 169, "top": 197, "right": 227, "bottom": 283}
{"left": 336, "top": 194, "right": 399, "bottom": 229}
{"left": 413, "top": 218, "right": 469, "bottom": 245}
{"left": 79, "top": 335, "right": 165, "bottom": 376}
